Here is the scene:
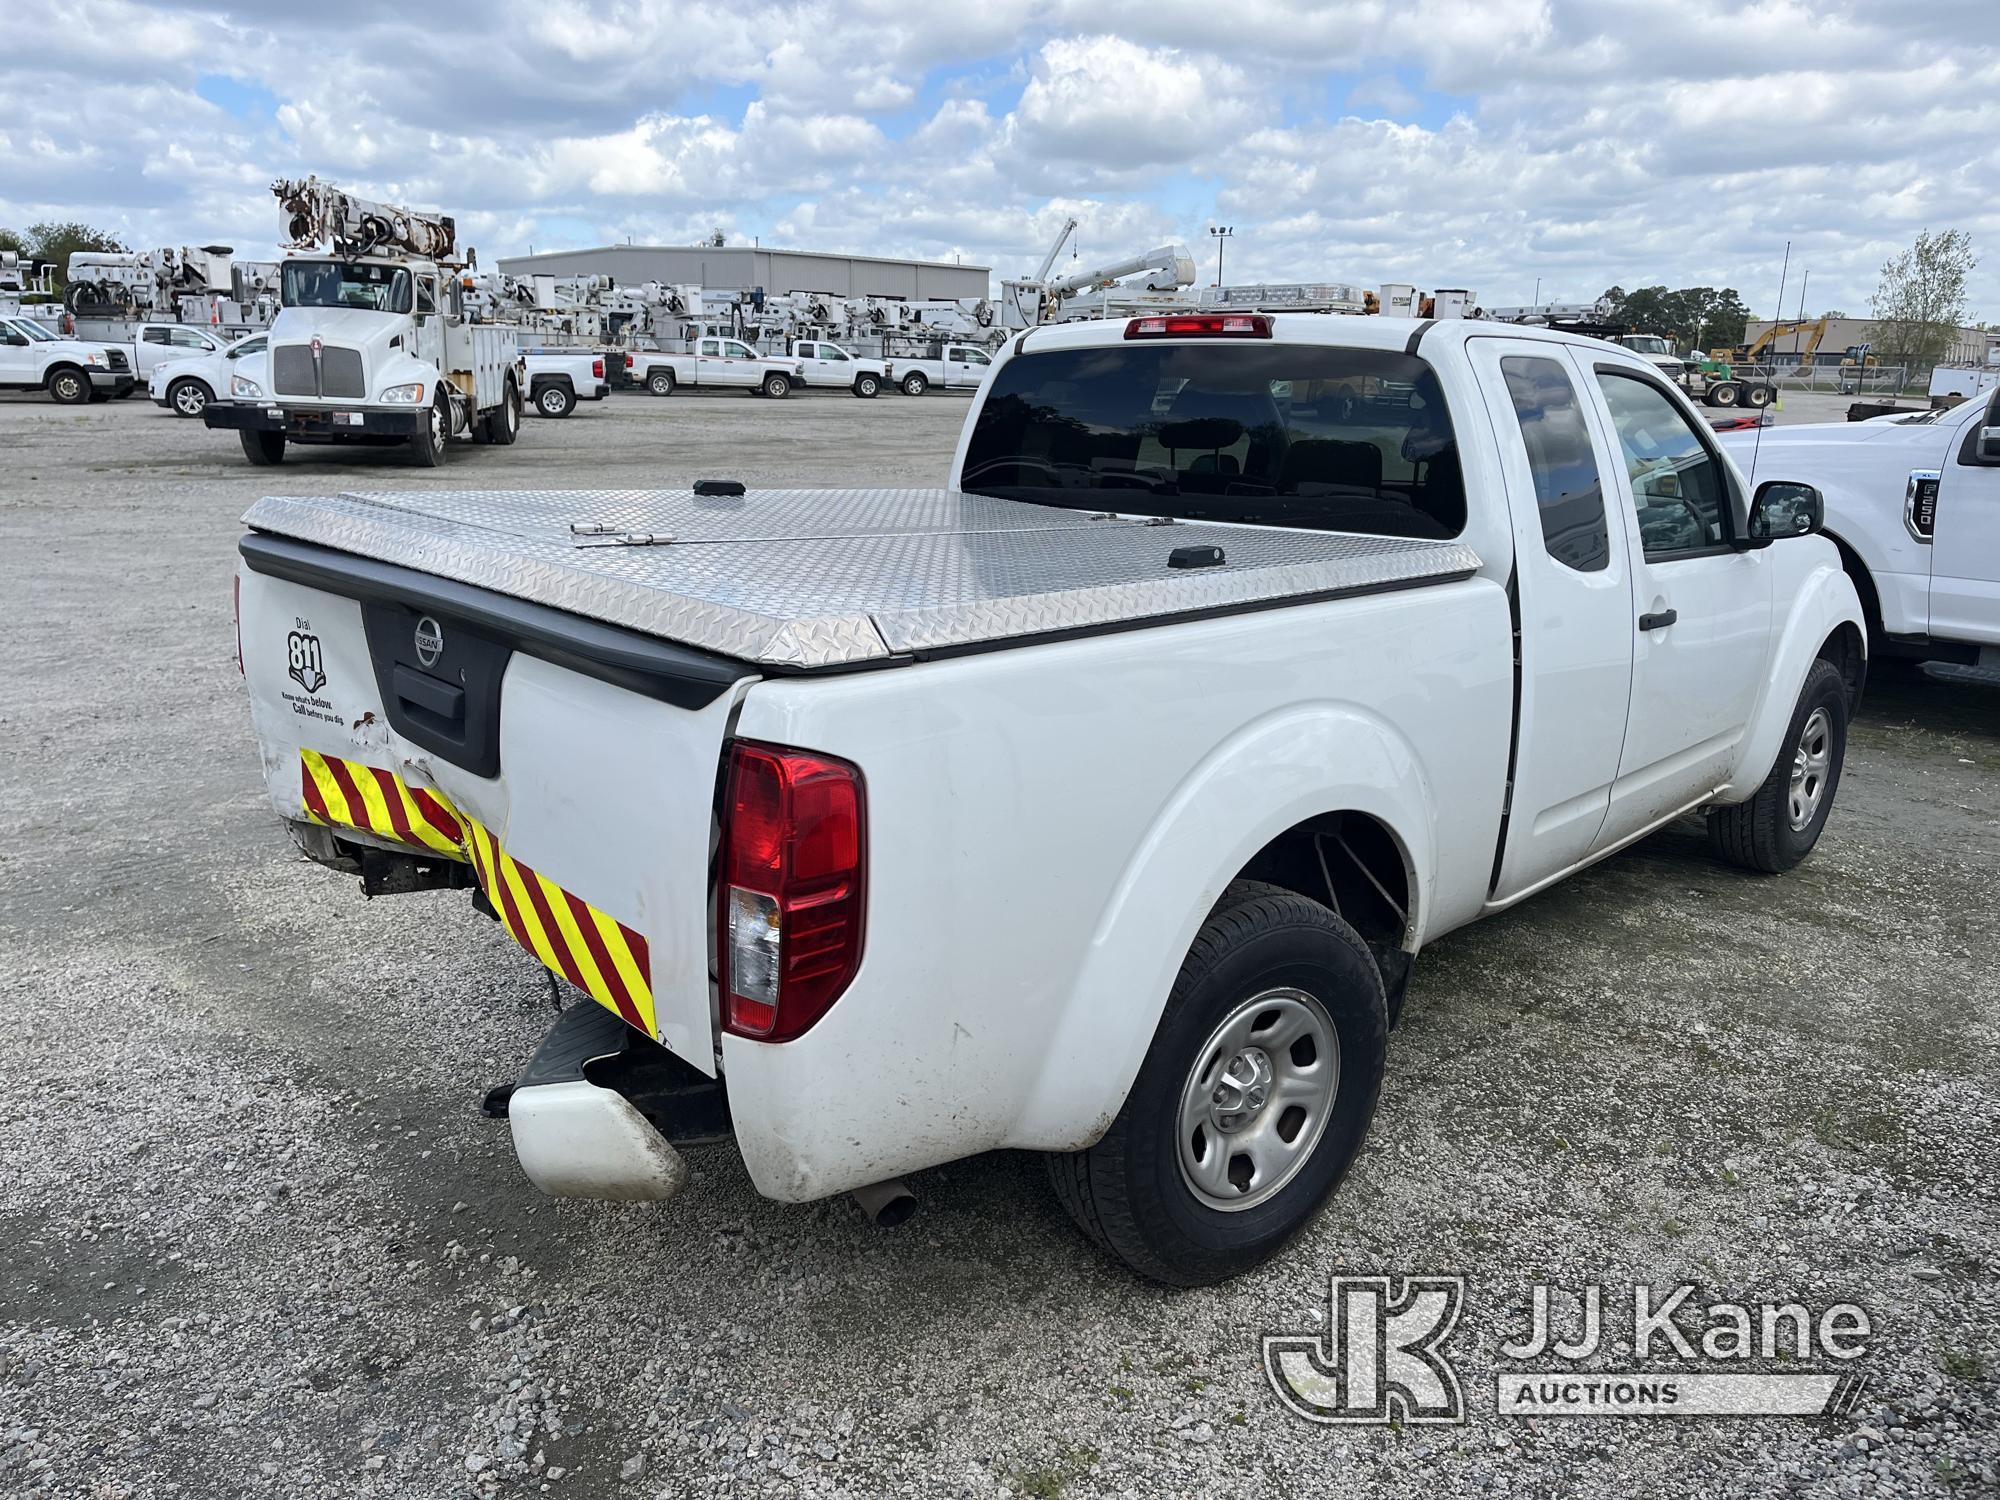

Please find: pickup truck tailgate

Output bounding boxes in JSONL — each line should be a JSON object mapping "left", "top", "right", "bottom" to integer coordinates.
{"left": 236, "top": 533, "right": 752, "bottom": 1074}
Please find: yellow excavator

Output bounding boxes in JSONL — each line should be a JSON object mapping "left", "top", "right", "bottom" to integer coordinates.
{"left": 1717, "top": 317, "right": 1830, "bottom": 372}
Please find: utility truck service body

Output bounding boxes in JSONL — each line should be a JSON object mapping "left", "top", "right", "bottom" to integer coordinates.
{"left": 235, "top": 314, "right": 1861, "bottom": 1284}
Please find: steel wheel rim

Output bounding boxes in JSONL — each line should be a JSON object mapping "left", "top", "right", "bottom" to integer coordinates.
{"left": 429, "top": 403, "right": 444, "bottom": 449}
{"left": 57, "top": 374, "right": 81, "bottom": 399}
{"left": 1788, "top": 706, "right": 1833, "bottom": 830}
{"left": 540, "top": 389, "right": 563, "bottom": 414}
{"left": 1175, "top": 987, "right": 1339, "bottom": 1213}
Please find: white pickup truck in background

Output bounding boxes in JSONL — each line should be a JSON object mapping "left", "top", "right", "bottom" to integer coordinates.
{"left": 521, "top": 349, "right": 609, "bottom": 418}
{"left": 233, "top": 313, "right": 1860, "bottom": 1285}
{"left": 787, "top": 339, "right": 888, "bottom": 397}
{"left": 1721, "top": 385, "right": 2000, "bottom": 669}
{"left": 627, "top": 336, "right": 804, "bottom": 398}
{"left": 150, "top": 331, "right": 268, "bottom": 417}
{"left": 0, "top": 313, "right": 136, "bottom": 402}
{"left": 888, "top": 339, "right": 995, "bottom": 396}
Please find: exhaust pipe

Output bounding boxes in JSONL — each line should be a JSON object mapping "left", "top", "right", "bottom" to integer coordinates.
{"left": 851, "top": 1178, "right": 917, "bottom": 1227}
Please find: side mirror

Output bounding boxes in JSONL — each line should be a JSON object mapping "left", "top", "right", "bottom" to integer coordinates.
{"left": 1982, "top": 427, "right": 2000, "bottom": 463}
{"left": 3, "top": 333, "right": 28, "bottom": 346}
{"left": 1749, "top": 480, "right": 1823, "bottom": 541}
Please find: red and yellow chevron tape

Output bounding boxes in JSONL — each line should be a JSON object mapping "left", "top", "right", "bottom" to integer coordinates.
{"left": 462, "top": 818, "right": 658, "bottom": 1038}
{"left": 300, "top": 748, "right": 466, "bottom": 859}
{"left": 296, "top": 749, "right": 657, "bottom": 1038}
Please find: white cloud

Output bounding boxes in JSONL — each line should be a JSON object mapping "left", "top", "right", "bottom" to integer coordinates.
{"left": 0, "top": 0, "right": 1994, "bottom": 317}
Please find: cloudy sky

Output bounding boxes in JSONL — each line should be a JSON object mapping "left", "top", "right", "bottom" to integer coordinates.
{"left": 3, "top": 0, "right": 1996, "bottom": 319}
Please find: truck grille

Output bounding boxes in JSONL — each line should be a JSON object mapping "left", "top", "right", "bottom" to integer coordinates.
{"left": 105, "top": 349, "right": 129, "bottom": 373}
{"left": 273, "top": 343, "right": 366, "bottom": 398}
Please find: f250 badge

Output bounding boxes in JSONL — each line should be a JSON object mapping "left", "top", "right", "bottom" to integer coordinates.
{"left": 287, "top": 630, "right": 327, "bottom": 694}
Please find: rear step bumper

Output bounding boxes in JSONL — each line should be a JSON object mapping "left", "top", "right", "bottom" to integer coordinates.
{"left": 502, "top": 1002, "right": 730, "bottom": 1202}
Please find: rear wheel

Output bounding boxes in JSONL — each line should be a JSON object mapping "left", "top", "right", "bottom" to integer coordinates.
{"left": 168, "top": 378, "right": 211, "bottom": 418}
{"left": 901, "top": 371, "right": 928, "bottom": 396}
{"left": 1707, "top": 381, "right": 1741, "bottom": 407}
{"left": 1046, "top": 880, "right": 1388, "bottom": 1286}
{"left": 408, "top": 393, "right": 448, "bottom": 467}
{"left": 239, "top": 429, "right": 286, "bottom": 466}
{"left": 484, "top": 378, "right": 521, "bottom": 445}
{"left": 1708, "top": 658, "right": 1848, "bottom": 873}
{"left": 854, "top": 373, "right": 880, "bottom": 398}
{"left": 47, "top": 366, "right": 90, "bottom": 404}
{"left": 647, "top": 370, "right": 675, "bottom": 396}
{"left": 1745, "top": 383, "right": 1772, "bottom": 408}
{"left": 535, "top": 381, "right": 574, "bottom": 418}
{"left": 761, "top": 372, "right": 791, "bottom": 399}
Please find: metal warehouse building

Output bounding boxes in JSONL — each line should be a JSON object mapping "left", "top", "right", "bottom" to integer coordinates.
{"left": 495, "top": 244, "right": 991, "bottom": 300}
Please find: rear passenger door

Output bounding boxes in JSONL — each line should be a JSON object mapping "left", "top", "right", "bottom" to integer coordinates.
{"left": 1467, "top": 337, "right": 1637, "bottom": 899}
{"left": 1586, "top": 364, "right": 1773, "bottom": 844}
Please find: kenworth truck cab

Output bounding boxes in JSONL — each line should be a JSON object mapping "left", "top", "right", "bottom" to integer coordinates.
{"left": 233, "top": 313, "right": 1862, "bottom": 1285}
{"left": 204, "top": 178, "right": 523, "bottom": 467}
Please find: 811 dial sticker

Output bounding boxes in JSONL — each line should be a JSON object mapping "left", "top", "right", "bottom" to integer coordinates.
{"left": 287, "top": 629, "right": 326, "bottom": 694}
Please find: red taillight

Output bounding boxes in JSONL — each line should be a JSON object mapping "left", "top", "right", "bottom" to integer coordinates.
{"left": 625, "top": 353, "right": 636, "bottom": 369}
{"left": 592, "top": 358, "right": 605, "bottom": 378}
{"left": 233, "top": 574, "right": 244, "bottom": 675}
{"left": 718, "top": 742, "right": 866, "bottom": 1042}
{"left": 1124, "top": 313, "right": 1272, "bottom": 340}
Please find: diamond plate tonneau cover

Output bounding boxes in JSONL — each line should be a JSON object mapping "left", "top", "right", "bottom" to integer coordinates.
{"left": 242, "top": 487, "right": 1483, "bottom": 669}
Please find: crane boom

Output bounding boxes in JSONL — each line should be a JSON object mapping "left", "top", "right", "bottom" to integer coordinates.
{"left": 1032, "top": 218, "right": 1078, "bottom": 284}
{"left": 1047, "top": 243, "right": 1196, "bottom": 297}
{"left": 273, "top": 176, "right": 457, "bottom": 261}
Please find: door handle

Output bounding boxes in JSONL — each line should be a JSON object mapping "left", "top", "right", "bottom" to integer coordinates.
{"left": 1638, "top": 608, "right": 1679, "bottom": 631}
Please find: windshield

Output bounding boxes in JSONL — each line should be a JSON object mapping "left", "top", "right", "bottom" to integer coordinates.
{"left": 7, "top": 318, "right": 55, "bottom": 342}
{"left": 958, "top": 342, "right": 1466, "bottom": 538}
{"left": 1623, "top": 336, "right": 1672, "bottom": 356}
{"left": 280, "top": 260, "right": 413, "bottom": 314}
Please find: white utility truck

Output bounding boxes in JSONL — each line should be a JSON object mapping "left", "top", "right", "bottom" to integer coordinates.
{"left": 1720, "top": 386, "right": 2000, "bottom": 669}
{"left": 521, "top": 349, "right": 609, "bottom": 418}
{"left": 786, "top": 339, "right": 888, "bottom": 397}
{"left": 204, "top": 178, "right": 524, "bottom": 466}
{"left": 0, "top": 313, "right": 136, "bottom": 402}
{"left": 626, "top": 336, "right": 803, "bottom": 398}
{"left": 887, "top": 339, "right": 995, "bottom": 395}
{"left": 234, "top": 313, "right": 1861, "bottom": 1285}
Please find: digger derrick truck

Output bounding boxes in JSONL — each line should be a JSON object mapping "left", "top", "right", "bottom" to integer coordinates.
{"left": 204, "top": 177, "right": 524, "bottom": 467}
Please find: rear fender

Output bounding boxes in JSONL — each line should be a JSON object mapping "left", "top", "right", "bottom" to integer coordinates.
{"left": 1713, "top": 546, "right": 1864, "bottom": 804}
{"left": 1007, "top": 703, "right": 1434, "bottom": 1150}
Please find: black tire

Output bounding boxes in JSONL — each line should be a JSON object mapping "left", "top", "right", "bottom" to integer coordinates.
{"left": 854, "top": 373, "right": 880, "bottom": 398}
{"left": 1708, "top": 658, "right": 1848, "bottom": 873}
{"left": 1745, "top": 383, "right": 1772, "bottom": 408}
{"left": 484, "top": 379, "right": 521, "bottom": 445}
{"left": 408, "top": 394, "right": 449, "bottom": 468}
{"left": 901, "top": 371, "right": 928, "bottom": 397}
{"left": 1708, "top": 382, "right": 1740, "bottom": 408}
{"left": 647, "top": 370, "right": 674, "bottom": 396}
{"left": 168, "top": 378, "right": 211, "bottom": 418}
{"left": 1046, "top": 879, "right": 1389, "bottom": 1286}
{"left": 239, "top": 429, "right": 286, "bottom": 466}
{"left": 47, "top": 366, "right": 90, "bottom": 404}
{"left": 534, "top": 381, "right": 574, "bottom": 418}
{"left": 761, "top": 372, "right": 791, "bottom": 399}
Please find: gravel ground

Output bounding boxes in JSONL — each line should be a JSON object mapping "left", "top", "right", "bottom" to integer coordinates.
{"left": 0, "top": 388, "right": 1994, "bottom": 1499}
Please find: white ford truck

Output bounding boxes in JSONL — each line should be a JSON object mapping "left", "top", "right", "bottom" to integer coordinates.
{"left": 0, "top": 313, "right": 136, "bottom": 402}
{"left": 787, "top": 339, "right": 888, "bottom": 397}
{"left": 234, "top": 313, "right": 1862, "bottom": 1284}
{"left": 627, "top": 336, "right": 804, "bottom": 398}
{"left": 1720, "top": 386, "right": 2000, "bottom": 669}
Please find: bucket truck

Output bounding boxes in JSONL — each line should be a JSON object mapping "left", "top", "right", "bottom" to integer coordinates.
{"left": 203, "top": 177, "right": 525, "bottom": 467}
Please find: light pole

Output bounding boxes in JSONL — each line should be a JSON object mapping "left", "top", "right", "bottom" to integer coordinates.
{"left": 1209, "top": 226, "right": 1233, "bottom": 289}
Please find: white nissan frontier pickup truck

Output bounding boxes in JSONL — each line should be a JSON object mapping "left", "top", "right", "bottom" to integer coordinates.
{"left": 234, "top": 312, "right": 1863, "bottom": 1285}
